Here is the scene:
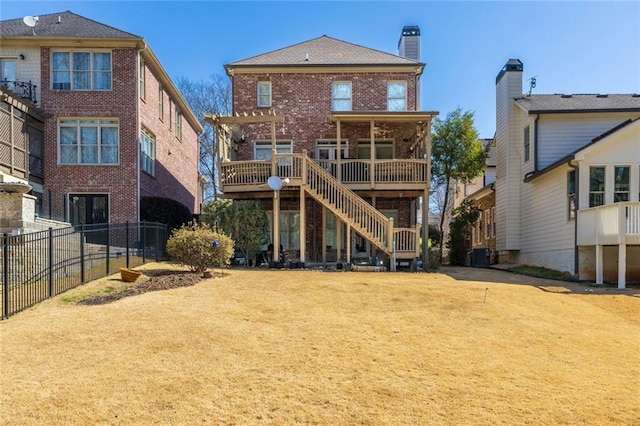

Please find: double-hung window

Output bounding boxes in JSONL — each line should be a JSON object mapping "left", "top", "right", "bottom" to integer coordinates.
{"left": 387, "top": 81, "right": 407, "bottom": 111}
{"left": 614, "top": 166, "right": 630, "bottom": 202}
{"left": 139, "top": 58, "right": 146, "bottom": 99}
{"left": 140, "top": 129, "right": 155, "bottom": 176}
{"left": 589, "top": 166, "right": 605, "bottom": 207}
{"left": 175, "top": 109, "right": 182, "bottom": 139}
{"left": 58, "top": 118, "right": 118, "bottom": 164}
{"left": 257, "top": 82, "right": 271, "bottom": 107}
{"left": 52, "top": 51, "right": 111, "bottom": 90}
{"left": 332, "top": 82, "right": 352, "bottom": 111}
{"left": 158, "top": 85, "right": 164, "bottom": 120}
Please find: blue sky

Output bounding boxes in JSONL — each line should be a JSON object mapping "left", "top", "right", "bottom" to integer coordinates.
{"left": 2, "top": 1, "right": 639, "bottom": 137}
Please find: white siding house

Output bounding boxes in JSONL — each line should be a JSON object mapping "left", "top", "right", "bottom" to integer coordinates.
{"left": 494, "top": 59, "right": 640, "bottom": 287}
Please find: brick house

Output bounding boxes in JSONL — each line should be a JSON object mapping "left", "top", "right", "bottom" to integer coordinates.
{"left": 0, "top": 11, "right": 202, "bottom": 228}
{"left": 207, "top": 27, "right": 438, "bottom": 268}
{"left": 453, "top": 138, "right": 497, "bottom": 266}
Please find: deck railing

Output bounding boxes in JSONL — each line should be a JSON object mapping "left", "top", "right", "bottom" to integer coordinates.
{"left": 577, "top": 202, "right": 640, "bottom": 246}
{"left": 304, "top": 156, "right": 393, "bottom": 252}
{"left": 220, "top": 157, "right": 428, "bottom": 188}
{"left": 218, "top": 153, "right": 421, "bottom": 256}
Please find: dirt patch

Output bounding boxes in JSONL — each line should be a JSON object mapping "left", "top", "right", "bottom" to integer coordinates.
{"left": 78, "top": 270, "right": 202, "bottom": 305}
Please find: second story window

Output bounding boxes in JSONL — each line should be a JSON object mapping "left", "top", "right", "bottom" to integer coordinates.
{"left": 139, "top": 58, "right": 146, "bottom": 99}
{"left": 332, "top": 82, "right": 351, "bottom": 111}
{"left": 387, "top": 81, "right": 407, "bottom": 111}
{"left": 614, "top": 166, "right": 630, "bottom": 202}
{"left": 158, "top": 85, "right": 164, "bottom": 120}
{"left": 524, "top": 126, "right": 530, "bottom": 162}
{"left": 257, "top": 82, "right": 271, "bottom": 107}
{"left": 589, "top": 166, "right": 605, "bottom": 207}
{"left": 175, "top": 108, "right": 182, "bottom": 139}
{"left": 52, "top": 51, "right": 111, "bottom": 91}
{"left": 140, "top": 129, "right": 155, "bottom": 176}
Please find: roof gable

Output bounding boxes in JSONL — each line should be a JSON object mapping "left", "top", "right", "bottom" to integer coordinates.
{"left": 227, "top": 35, "right": 422, "bottom": 67}
{"left": 0, "top": 11, "right": 140, "bottom": 39}
{"left": 515, "top": 94, "right": 640, "bottom": 114}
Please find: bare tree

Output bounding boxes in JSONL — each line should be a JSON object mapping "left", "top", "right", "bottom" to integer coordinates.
{"left": 176, "top": 74, "right": 231, "bottom": 201}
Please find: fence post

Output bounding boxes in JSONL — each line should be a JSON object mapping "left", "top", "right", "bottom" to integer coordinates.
{"left": 126, "top": 221, "right": 130, "bottom": 268}
{"left": 106, "top": 223, "right": 110, "bottom": 275}
{"left": 155, "top": 222, "right": 160, "bottom": 262}
{"left": 48, "top": 228, "right": 53, "bottom": 297}
{"left": 80, "top": 224, "right": 85, "bottom": 283}
{"left": 142, "top": 222, "right": 146, "bottom": 263}
{"left": 3, "top": 233, "right": 9, "bottom": 318}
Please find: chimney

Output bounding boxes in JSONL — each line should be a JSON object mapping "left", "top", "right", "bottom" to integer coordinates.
{"left": 398, "top": 25, "right": 420, "bottom": 61}
{"left": 494, "top": 58, "right": 524, "bottom": 255}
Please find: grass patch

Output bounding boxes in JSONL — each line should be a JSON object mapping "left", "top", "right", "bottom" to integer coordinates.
{"left": 507, "top": 264, "right": 576, "bottom": 281}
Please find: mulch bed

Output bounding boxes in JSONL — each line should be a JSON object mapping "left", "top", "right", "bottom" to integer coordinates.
{"left": 78, "top": 271, "right": 203, "bottom": 305}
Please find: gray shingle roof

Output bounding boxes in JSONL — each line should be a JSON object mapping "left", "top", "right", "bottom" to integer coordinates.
{"left": 0, "top": 11, "right": 140, "bottom": 39}
{"left": 515, "top": 94, "right": 640, "bottom": 113}
{"left": 227, "top": 35, "right": 423, "bottom": 67}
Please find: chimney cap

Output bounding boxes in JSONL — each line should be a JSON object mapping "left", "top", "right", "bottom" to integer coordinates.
{"left": 402, "top": 25, "right": 420, "bottom": 36}
{"left": 496, "top": 58, "right": 523, "bottom": 84}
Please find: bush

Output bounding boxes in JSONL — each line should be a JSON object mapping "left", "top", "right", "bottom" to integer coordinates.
{"left": 166, "top": 222, "right": 234, "bottom": 272}
{"left": 140, "top": 196, "right": 193, "bottom": 231}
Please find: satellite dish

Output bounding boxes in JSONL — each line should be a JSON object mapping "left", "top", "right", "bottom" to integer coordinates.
{"left": 267, "top": 176, "right": 283, "bottom": 191}
{"left": 22, "top": 15, "right": 39, "bottom": 27}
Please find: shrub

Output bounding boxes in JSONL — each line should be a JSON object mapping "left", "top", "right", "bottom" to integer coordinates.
{"left": 140, "top": 196, "right": 193, "bottom": 231}
{"left": 166, "top": 222, "right": 234, "bottom": 272}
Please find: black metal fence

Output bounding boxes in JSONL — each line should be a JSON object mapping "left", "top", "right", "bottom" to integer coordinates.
{"left": 1, "top": 222, "right": 168, "bottom": 319}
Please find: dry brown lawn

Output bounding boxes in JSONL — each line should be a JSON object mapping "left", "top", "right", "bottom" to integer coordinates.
{"left": 1, "top": 263, "right": 639, "bottom": 425}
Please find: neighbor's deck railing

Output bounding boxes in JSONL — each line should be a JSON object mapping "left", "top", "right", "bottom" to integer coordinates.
{"left": 577, "top": 202, "right": 640, "bottom": 246}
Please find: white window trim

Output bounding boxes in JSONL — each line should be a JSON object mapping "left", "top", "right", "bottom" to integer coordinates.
{"left": 51, "top": 50, "right": 112, "bottom": 91}
{"left": 57, "top": 118, "right": 119, "bottom": 165}
{"left": 332, "top": 81, "right": 352, "bottom": 111}
{"left": 257, "top": 81, "right": 272, "bottom": 107}
{"left": 387, "top": 81, "right": 407, "bottom": 111}
{"left": 589, "top": 165, "right": 606, "bottom": 207}
{"left": 140, "top": 129, "right": 155, "bottom": 176}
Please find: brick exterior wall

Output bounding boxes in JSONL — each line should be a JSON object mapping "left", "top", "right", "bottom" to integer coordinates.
{"left": 40, "top": 47, "right": 200, "bottom": 224}
{"left": 139, "top": 62, "right": 200, "bottom": 214}
{"left": 470, "top": 191, "right": 496, "bottom": 263}
{"left": 230, "top": 70, "right": 422, "bottom": 262}
{"left": 232, "top": 72, "right": 419, "bottom": 160}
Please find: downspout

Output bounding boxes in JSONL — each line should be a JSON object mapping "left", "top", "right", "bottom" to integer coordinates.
{"left": 136, "top": 44, "right": 146, "bottom": 223}
{"left": 533, "top": 114, "right": 540, "bottom": 172}
{"left": 568, "top": 157, "right": 579, "bottom": 276}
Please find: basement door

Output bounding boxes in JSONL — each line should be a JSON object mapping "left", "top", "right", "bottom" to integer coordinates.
{"left": 69, "top": 194, "right": 109, "bottom": 244}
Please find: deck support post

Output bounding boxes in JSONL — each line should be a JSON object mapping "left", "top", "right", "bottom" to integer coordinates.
{"left": 618, "top": 243, "right": 626, "bottom": 289}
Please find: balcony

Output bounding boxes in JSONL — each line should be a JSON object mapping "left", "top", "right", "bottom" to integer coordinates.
{"left": 1, "top": 80, "right": 38, "bottom": 104}
{"left": 219, "top": 154, "right": 429, "bottom": 195}
{"left": 577, "top": 202, "right": 640, "bottom": 246}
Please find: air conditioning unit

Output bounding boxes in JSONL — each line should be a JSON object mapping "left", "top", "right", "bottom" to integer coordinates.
{"left": 471, "top": 248, "right": 490, "bottom": 267}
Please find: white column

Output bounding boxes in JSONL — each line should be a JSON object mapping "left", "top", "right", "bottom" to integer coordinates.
{"left": 618, "top": 243, "right": 626, "bottom": 289}
{"left": 596, "top": 244, "right": 603, "bottom": 285}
